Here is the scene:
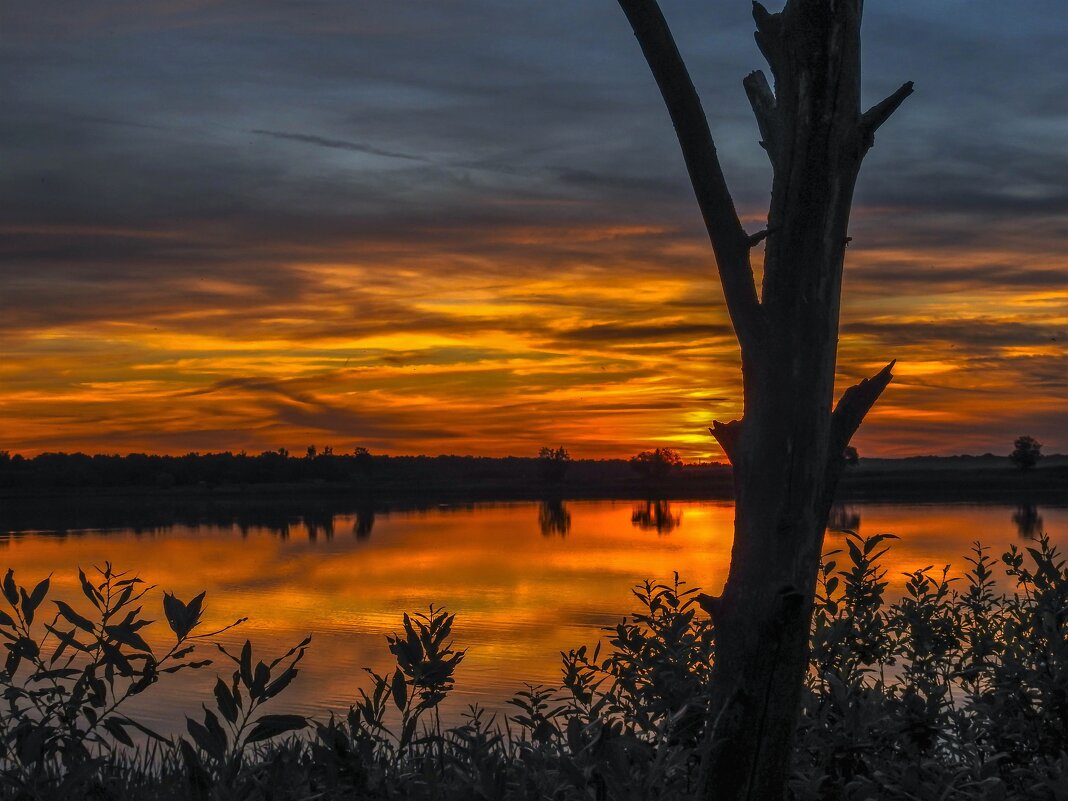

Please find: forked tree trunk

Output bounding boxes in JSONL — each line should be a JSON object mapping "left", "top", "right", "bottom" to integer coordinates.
{"left": 616, "top": 2, "right": 911, "bottom": 799}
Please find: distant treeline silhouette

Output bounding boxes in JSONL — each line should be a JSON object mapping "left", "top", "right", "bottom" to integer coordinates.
{"left": 0, "top": 449, "right": 726, "bottom": 492}
{"left": 2, "top": 450, "right": 1065, "bottom": 508}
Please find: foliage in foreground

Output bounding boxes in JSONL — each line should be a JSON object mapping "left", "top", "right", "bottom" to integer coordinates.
{"left": 0, "top": 535, "right": 1065, "bottom": 800}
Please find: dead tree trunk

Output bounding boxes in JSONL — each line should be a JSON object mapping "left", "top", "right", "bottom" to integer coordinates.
{"left": 616, "top": 1, "right": 911, "bottom": 798}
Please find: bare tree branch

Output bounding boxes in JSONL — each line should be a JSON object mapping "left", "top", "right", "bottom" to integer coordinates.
{"left": 829, "top": 360, "right": 896, "bottom": 457}
{"left": 751, "top": 2, "right": 785, "bottom": 83}
{"left": 710, "top": 418, "right": 744, "bottom": 465}
{"left": 618, "top": 0, "right": 764, "bottom": 349}
{"left": 746, "top": 228, "right": 772, "bottom": 248}
{"left": 859, "top": 82, "right": 914, "bottom": 150}
{"left": 743, "top": 70, "right": 779, "bottom": 164}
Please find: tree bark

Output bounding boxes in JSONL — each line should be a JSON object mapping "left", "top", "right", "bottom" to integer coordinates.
{"left": 615, "top": 2, "right": 911, "bottom": 799}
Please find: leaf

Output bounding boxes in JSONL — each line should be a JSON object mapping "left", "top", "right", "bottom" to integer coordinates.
{"left": 164, "top": 591, "right": 205, "bottom": 640}
{"left": 18, "top": 587, "right": 38, "bottom": 626}
{"left": 405, "top": 617, "right": 421, "bottom": 658}
{"left": 846, "top": 537, "right": 864, "bottom": 567}
{"left": 101, "top": 642, "right": 134, "bottom": 675}
{"left": 239, "top": 640, "right": 253, "bottom": 687}
{"left": 187, "top": 710, "right": 227, "bottom": 762}
{"left": 30, "top": 668, "right": 81, "bottom": 681}
{"left": 268, "top": 634, "right": 312, "bottom": 670}
{"left": 103, "top": 718, "right": 134, "bottom": 747}
{"left": 864, "top": 533, "right": 899, "bottom": 555}
{"left": 263, "top": 666, "right": 299, "bottom": 700}
{"left": 45, "top": 625, "right": 89, "bottom": 655}
{"left": 391, "top": 668, "right": 407, "bottom": 711}
{"left": 114, "top": 584, "right": 134, "bottom": 611}
{"left": 251, "top": 660, "right": 270, "bottom": 698}
{"left": 163, "top": 592, "right": 187, "bottom": 639}
{"left": 79, "top": 569, "right": 101, "bottom": 609}
{"left": 184, "top": 591, "right": 206, "bottom": 636}
{"left": 162, "top": 659, "right": 212, "bottom": 673}
{"left": 2, "top": 570, "right": 17, "bottom": 606}
{"left": 214, "top": 677, "right": 239, "bottom": 723}
{"left": 118, "top": 715, "right": 168, "bottom": 743}
{"left": 245, "top": 714, "right": 307, "bottom": 744}
{"left": 160, "top": 598, "right": 181, "bottom": 632}
{"left": 104, "top": 624, "right": 152, "bottom": 653}
{"left": 0, "top": 609, "right": 14, "bottom": 628}
{"left": 54, "top": 601, "right": 95, "bottom": 634}
{"left": 202, "top": 708, "right": 228, "bottom": 758}
{"left": 7, "top": 636, "right": 39, "bottom": 659}
{"left": 186, "top": 719, "right": 218, "bottom": 761}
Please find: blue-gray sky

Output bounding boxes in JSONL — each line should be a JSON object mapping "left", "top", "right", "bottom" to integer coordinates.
{"left": 2, "top": 1, "right": 1066, "bottom": 457}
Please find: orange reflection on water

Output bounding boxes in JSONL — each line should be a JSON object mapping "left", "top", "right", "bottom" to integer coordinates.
{"left": 0, "top": 500, "right": 1064, "bottom": 732}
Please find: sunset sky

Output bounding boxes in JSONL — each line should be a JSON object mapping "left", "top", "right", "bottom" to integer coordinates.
{"left": 2, "top": 1, "right": 1065, "bottom": 460}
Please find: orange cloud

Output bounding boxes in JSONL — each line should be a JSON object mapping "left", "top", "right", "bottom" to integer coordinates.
{"left": 1, "top": 219, "right": 1065, "bottom": 461}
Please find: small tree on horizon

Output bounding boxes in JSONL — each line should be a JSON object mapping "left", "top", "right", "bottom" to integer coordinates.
{"left": 629, "top": 447, "right": 683, "bottom": 482}
{"left": 537, "top": 446, "right": 572, "bottom": 484}
{"left": 1010, "top": 435, "right": 1042, "bottom": 471}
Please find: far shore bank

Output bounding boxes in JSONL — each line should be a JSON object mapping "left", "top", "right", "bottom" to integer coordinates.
{"left": 1, "top": 457, "right": 1064, "bottom": 533}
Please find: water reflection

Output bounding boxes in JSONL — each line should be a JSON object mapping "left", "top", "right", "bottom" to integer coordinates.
{"left": 538, "top": 499, "right": 571, "bottom": 537}
{"left": 827, "top": 504, "right": 862, "bottom": 534}
{"left": 0, "top": 500, "right": 1065, "bottom": 735}
{"left": 304, "top": 510, "right": 335, "bottom": 541}
{"left": 354, "top": 507, "right": 376, "bottom": 539}
{"left": 631, "top": 500, "right": 681, "bottom": 534}
{"left": 1012, "top": 503, "right": 1044, "bottom": 539}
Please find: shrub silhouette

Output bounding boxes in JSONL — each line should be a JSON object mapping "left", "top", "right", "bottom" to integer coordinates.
{"left": 1010, "top": 435, "right": 1043, "bottom": 470}
{"left": 2, "top": 535, "right": 1067, "bottom": 799}
{"left": 537, "top": 446, "right": 572, "bottom": 485}
{"left": 629, "top": 448, "right": 683, "bottom": 482}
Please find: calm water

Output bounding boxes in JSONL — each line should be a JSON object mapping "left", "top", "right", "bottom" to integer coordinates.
{"left": 1, "top": 499, "right": 1064, "bottom": 734}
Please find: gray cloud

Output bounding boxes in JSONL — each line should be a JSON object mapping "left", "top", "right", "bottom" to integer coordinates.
{"left": 843, "top": 320, "right": 1066, "bottom": 351}
{"left": 248, "top": 129, "right": 426, "bottom": 161}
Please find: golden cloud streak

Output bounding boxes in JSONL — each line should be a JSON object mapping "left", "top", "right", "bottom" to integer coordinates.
{"left": 2, "top": 237, "right": 1065, "bottom": 458}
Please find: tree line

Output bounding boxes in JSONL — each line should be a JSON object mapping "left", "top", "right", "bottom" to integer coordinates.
{"left": 0, "top": 447, "right": 714, "bottom": 491}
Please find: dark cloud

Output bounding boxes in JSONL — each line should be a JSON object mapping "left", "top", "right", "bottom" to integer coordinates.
{"left": 178, "top": 375, "right": 465, "bottom": 441}
{"left": 848, "top": 261, "right": 1068, "bottom": 292}
{"left": 843, "top": 320, "right": 1067, "bottom": 351}
{"left": 248, "top": 129, "right": 425, "bottom": 161}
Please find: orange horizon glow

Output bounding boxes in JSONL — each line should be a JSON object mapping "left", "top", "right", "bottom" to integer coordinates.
{"left": 1, "top": 214, "right": 1066, "bottom": 461}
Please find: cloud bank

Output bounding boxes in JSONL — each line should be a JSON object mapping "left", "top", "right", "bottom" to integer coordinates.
{"left": 1, "top": 0, "right": 1066, "bottom": 457}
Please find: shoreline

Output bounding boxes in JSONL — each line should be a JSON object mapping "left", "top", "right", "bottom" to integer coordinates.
{"left": 1, "top": 465, "right": 1064, "bottom": 534}
{"left": 2, "top": 461, "right": 1065, "bottom": 502}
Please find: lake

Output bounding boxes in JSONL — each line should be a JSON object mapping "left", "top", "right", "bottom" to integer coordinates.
{"left": 1, "top": 499, "right": 1064, "bottom": 735}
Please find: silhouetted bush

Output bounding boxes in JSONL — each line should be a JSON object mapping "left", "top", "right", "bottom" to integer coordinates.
{"left": 537, "top": 446, "right": 572, "bottom": 485}
{"left": 2, "top": 535, "right": 1066, "bottom": 799}
{"left": 1010, "top": 435, "right": 1043, "bottom": 471}
{"left": 629, "top": 448, "right": 683, "bottom": 484}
